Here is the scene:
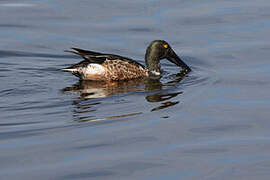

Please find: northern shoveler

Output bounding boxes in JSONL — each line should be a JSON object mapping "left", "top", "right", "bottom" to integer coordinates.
{"left": 62, "top": 40, "right": 191, "bottom": 81}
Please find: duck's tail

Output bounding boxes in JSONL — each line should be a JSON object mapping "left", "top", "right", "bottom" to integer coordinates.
{"left": 61, "top": 68, "right": 77, "bottom": 73}
{"left": 61, "top": 67, "right": 82, "bottom": 78}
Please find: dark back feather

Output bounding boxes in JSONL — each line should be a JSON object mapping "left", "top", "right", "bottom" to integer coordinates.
{"left": 66, "top": 47, "right": 145, "bottom": 69}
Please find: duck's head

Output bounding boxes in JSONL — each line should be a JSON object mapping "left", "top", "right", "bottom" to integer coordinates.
{"left": 145, "top": 40, "right": 191, "bottom": 76}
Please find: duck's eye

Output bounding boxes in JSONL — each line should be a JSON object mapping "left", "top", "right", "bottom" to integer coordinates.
{"left": 163, "top": 44, "right": 168, "bottom": 49}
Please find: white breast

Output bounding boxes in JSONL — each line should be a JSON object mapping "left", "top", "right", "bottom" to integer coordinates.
{"left": 150, "top": 70, "right": 161, "bottom": 76}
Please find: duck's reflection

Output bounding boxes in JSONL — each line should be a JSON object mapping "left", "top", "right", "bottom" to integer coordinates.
{"left": 145, "top": 70, "right": 188, "bottom": 111}
{"left": 62, "top": 69, "right": 189, "bottom": 121}
{"left": 62, "top": 78, "right": 147, "bottom": 99}
{"left": 146, "top": 91, "right": 182, "bottom": 112}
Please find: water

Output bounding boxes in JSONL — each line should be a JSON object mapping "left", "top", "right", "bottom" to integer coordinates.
{"left": 1, "top": 0, "right": 270, "bottom": 179}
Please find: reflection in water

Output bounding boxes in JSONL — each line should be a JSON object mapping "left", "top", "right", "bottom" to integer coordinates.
{"left": 151, "top": 101, "right": 179, "bottom": 112}
{"left": 62, "top": 70, "right": 189, "bottom": 122}
{"left": 146, "top": 92, "right": 182, "bottom": 112}
{"left": 146, "top": 92, "right": 182, "bottom": 102}
{"left": 62, "top": 78, "right": 147, "bottom": 99}
{"left": 76, "top": 112, "right": 142, "bottom": 123}
{"left": 145, "top": 69, "right": 188, "bottom": 112}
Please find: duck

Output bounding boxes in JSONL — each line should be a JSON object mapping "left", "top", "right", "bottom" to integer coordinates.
{"left": 62, "top": 40, "right": 191, "bottom": 81}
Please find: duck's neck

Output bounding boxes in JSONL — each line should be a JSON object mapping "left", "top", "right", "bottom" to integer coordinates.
{"left": 145, "top": 49, "right": 161, "bottom": 76}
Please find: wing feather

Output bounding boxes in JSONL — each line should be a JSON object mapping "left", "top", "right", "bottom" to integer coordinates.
{"left": 65, "top": 47, "right": 145, "bottom": 69}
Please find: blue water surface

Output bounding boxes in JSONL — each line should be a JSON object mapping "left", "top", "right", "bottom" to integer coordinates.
{"left": 1, "top": 0, "right": 270, "bottom": 179}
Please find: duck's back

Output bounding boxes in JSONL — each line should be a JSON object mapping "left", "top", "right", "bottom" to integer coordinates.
{"left": 100, "top": 59, "right": 146, "bottom": 81}
{"left": 63, "top": 48, "right": 147, "bottom": 81}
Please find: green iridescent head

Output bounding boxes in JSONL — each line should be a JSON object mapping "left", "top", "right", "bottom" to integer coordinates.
{"left": 145, "top": 40, "right": 190, "bottom": 76}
